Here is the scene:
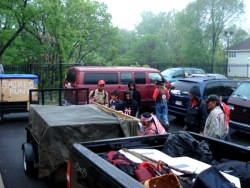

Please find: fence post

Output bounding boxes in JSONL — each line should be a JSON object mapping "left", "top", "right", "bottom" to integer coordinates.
{"left": 29, "top": 63, "right": 32, "bottom": 74}
{"left": 59, "top": 62, "right": 62, "bottom": 88}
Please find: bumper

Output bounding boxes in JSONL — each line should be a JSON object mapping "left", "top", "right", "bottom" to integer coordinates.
{"left": 230, "top": 120, "right": 250, "bottom": 134}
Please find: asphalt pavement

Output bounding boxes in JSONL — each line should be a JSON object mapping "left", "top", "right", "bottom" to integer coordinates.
{"left": 0, "top": 112, "right": 249, "bottom": 188}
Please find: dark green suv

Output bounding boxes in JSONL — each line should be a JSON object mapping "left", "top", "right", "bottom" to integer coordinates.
{"left": 168, "top": 77, "right": 240, "bottom": 118}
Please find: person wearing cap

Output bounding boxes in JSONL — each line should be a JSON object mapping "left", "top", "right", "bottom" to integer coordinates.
{"left": 152, "top": 80, "right": 170, "bottom": 131}
{"left": 140, "top": 112, "right": 166, "bottom": 135}
{"left": 204, "top": 95, "right": 230, "bottom": 140}
{"left": 117, "top": 90, "right": 139, "bottom": 117}
{"left": 183, "top": 85, "right": 208, "bottom": 133}
{"left": 89, "top": 80, "right": 108, "bottom": 106}
{"left": 109, "top": 90, "right": 121, "bottom": 110}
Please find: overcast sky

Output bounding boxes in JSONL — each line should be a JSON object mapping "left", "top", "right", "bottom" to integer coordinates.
{"left": 98, "top": 0, "right": 250, "bottom": 31}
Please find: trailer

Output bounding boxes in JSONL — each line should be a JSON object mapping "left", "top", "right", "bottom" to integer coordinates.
{"left": 0, "top": 74, "right": 38, "bottom": 122}
{"left": 21, "top": 104, "right": 140, "bottom": 183}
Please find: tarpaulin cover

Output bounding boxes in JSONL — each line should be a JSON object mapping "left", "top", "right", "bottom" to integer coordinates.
{"left": 29, "top": 104, "right": 140, "bottom": 178}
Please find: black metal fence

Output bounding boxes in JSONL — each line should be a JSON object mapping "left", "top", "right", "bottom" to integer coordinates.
{"left": 3, "top": 62, "right": 244, "bottom": 89}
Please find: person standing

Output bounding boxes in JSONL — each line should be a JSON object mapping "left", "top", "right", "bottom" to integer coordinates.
{"left": 204, "top": 95, "right": 230, "bottom": 140}
{"left": 109, "top": 90, "right": 122, "bottom": 110}
{"left": 117, "top": 90, "right": 139, "bottom": 117}
{"left": 128, "top": 80, "right": 141, "bottom": 108}
{"left": 89, "top": 80, "right": 108, "bottom": 107}
{"left": 152, "top": 80, "right": 170, "bottom": 130}
{"left": 183, "top": 85, "right": 208, "bottom": 133}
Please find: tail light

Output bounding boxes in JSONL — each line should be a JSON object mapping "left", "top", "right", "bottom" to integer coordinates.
{"left": 67, "top": 159, "right": 71, "bottom": 188}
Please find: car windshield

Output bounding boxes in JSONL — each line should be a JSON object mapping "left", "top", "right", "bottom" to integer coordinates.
{"left": 170, "top": 81, "right": 198, "bottom": 94}
{"left": 161, "top": 69, "right": 176, "bottom": 77}
{"left": 232, "top": 82, "right": 250, "bottom": 100}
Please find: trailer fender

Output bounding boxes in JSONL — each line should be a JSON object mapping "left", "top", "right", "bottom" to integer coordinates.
{"left": 22, "top": 143, "right": 36, "bottom": 162}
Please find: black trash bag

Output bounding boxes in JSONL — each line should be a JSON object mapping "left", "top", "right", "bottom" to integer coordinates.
{"left": 162, "top": 131, "right": 214, "bottom": 164}
{"left": 215, "top": 159, "right": 250, "bottom": 188}
{"left": 192, "top": 166, "right": 237, "bottom": 188}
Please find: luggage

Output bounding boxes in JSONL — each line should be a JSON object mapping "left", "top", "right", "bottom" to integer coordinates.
{"left": 162, "top": 131, "right": 215, "bottom": 164}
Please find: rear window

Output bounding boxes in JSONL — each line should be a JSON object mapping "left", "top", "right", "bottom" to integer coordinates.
{"left": 66, "top": 70, "right": 77, "bottom": 83}
{"left": 193, "top": 69, "right": 205, "bottom": 74}
{"left": 84, "top": 73, "right": 118, "bottom": 84}
{"left": 203, "top": 82, "right": 222, "bottom": 96}
{"left": 171, "top": 81, "right": 198, "bottom": 94}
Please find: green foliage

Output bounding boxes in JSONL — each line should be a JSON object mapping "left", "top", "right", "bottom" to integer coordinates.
{"left": 0, "top": 0, "right": 248, "bottom": 76}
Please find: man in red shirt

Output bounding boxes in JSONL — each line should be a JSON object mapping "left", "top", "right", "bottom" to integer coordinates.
{"left": 152, "top": 81, "right": 170, "bottom": 131}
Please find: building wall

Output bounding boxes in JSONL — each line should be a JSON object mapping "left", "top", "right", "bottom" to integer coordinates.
{"left": 228, "top": 51, "right": 250, "bottom": 78}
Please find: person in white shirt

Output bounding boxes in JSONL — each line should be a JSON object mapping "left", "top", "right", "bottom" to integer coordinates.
{"left": 89, "top": 80, "right": 108, "bottom": 106}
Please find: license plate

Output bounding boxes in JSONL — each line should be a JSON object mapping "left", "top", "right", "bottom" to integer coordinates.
{"left": 175, "top": 100, "right": 182, "bottom": 106}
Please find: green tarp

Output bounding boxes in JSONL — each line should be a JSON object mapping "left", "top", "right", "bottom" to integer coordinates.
{"left": 29, "top": 104, "right": 139, "bottom": 178}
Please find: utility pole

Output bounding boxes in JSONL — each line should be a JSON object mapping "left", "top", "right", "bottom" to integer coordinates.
{"left": 224, "top": 31, "right": 233, "bottom": 76}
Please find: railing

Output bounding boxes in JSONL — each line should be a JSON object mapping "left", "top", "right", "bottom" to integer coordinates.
{"left": 29, "top": 88, "right": 90, "bottom": 106}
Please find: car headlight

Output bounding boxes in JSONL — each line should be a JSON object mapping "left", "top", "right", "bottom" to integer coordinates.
{"left": 227, "top": 105, "right": 234, "bottom": 111}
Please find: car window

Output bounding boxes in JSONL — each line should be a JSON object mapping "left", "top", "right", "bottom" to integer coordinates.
{"left": 221, "top": 81, "right": 238, "bottom": 96}
{"left": 161, "top": 69, "right": 176, "bottom": 77}
{"left": 84, "top": 73, "right": 118, "bottom": 84}
{"left": 66, "top": 70, "right": 77, "bottom": 83}
{"left": 173, "top": 70, "right": 184, "bottom": 78}
{"left": 232, "top": 82, "right": 250, "bottom": 100}
{"left": 149, "top": 72, "right": 164, "bottom": 83}
{"left": 203, "top": 82, "right": 222, "bottom": 96}
{"left": 171, "top": 81, "right": 198, "bottom": 94}
{"left": 120, "top": 72, "right": 132, "bottom": 84}
{"left": 193, "top": 69, "right": 205, "bottom": 74}
{"left": 185, "top": 70, "right": 192, "bottom": 76}
{"left": 134, "top": 72, "right": 146, "bottom": 84}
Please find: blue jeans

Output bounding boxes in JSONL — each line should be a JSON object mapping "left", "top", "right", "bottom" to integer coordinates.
{"left": 155, "top": 102, "right": 169, "bottom": 124}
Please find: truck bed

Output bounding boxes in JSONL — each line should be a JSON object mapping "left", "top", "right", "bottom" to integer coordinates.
{"left": 69, "top": 133, "right": 250, "bottom": 188}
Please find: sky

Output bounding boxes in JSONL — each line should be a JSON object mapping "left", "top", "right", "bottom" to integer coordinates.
{"left": 98, "top": 0, "right": 250, "bottom": 31}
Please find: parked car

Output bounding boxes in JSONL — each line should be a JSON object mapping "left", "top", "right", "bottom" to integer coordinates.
{"left": 168, "top": 77, "right": 240, "bottom": 118}
{"left": 161, "top": 67, "right": 205, "bottom": 83}
{"left": 227, "top": 80, "right": 250, "bottom": 134}
{"left": 188, "top": 73, "right": 226, "bottom": 79}
{"left": 63, "top": 66, "right": 170, "bottom": 108}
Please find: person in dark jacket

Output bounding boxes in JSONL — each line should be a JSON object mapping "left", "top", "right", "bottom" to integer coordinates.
{"left": 117, "top": 90, "right": 139, "bottom": 117}
{"left": 128, "top": 80, "right": 141, "bottom": 108}
{"left": 183, "top": 85, "right": 208, "bottom": 133}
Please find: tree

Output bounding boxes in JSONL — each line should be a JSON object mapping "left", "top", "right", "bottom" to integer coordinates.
{"left": 128, "top": 34, "right": 169, "bottom": 65}
{"left": 176, "top": 0, "right": 245, "bottom": 72}
{"left": 0, "top": 0, "right": 43, "bottom": 61}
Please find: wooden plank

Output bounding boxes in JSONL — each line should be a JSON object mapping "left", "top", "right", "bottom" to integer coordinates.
{"left": 93, "top": 102, "right": 141, "bottom": 122}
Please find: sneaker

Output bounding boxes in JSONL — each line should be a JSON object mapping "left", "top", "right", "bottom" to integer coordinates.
{"left": 164, "top": 122, "right": 170, "bottom": 132}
